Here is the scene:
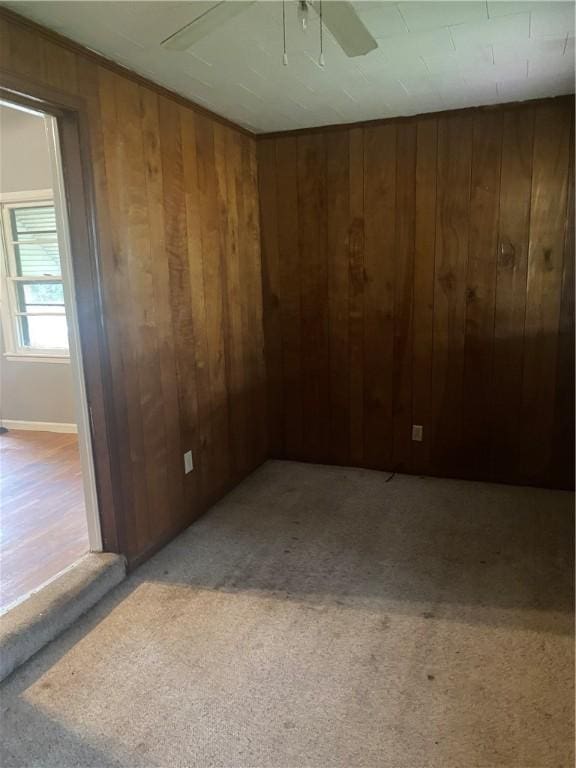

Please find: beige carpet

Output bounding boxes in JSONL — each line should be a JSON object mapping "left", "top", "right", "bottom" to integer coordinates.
{"left": 1, "top": 461, "right": 573, "bottom": 767}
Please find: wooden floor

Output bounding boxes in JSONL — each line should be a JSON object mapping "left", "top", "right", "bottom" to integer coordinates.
{"left": 0, "top": 430, "right": 89, "bottom": 612}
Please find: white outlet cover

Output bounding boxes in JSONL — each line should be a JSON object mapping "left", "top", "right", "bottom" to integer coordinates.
{"left": 184, "top": 450, "right": 194, "bottom": 474}
{"left": 412, "top": 425, "right": 423, "bottom": 442}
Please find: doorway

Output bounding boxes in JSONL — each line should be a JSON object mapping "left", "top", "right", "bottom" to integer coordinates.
{"left": 0, "top": 99, "right": 101, "bottom": 612}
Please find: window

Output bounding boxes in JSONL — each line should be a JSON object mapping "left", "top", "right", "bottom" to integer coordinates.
{"left": 0, "top": 192, "right": 69, "bottom": 360}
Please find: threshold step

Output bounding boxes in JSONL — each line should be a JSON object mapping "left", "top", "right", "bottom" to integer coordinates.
{"left": 0, "top": 552, "right": 126, "bottom": 682}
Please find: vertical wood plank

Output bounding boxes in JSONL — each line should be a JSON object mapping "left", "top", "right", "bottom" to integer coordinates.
{"left": 551, "top": 114, "right": 575, "bottom": 489}
{"left": 393, "top": 122, "right": 416, "bottom": 471}
{"left": 98, "top": 69, "right": 151, "bottom": 557}
{"left": 363, "top": 124, "right": 396, "bottom": 470}
{"left": 41, "top": 39, "right": 77, "bottom": 92}
{"left": 141, "top": 90, "right": 185, "bottom": 538}
{"left": 297, "top": 133, "right": 330, "bottom": 461}
{"left": 180, "top": 107, "right": 213, "bottom": 502}
{"left": 224, "top": 129, "right": 251, "bottom": 477}
{"left": 412, "top": 118, "right": 437, "bottom": 475}
{"left": 462, "top": 110, "right": 503, "bottom": 478}
{"left": 257, "top": 138, "right": 284, "bottom": 457}
{"left": 195, "top": 114, "right": 232, "bottom": 499}
{"left": 276, "top": 137, "right": 303, "bottom": 458}
{"left": 242, "top": 137, "right": 268, "bottom": 467}
{"left": 521, "top": 103, "right": 571, "bottom": 484}
{"left": 0, "top": 17, "right": 11, "bottom": 71}
{"left": 6, "top": 23, "right": 42, "bottom": 80}
{"left": 431, "top": 115, "right": 472, "bottom": 477}
{"left": 75, "top": 58, "right": 125, "bottom": 552}
{"left": 491, "top": 108, "right": 534, "bottom": 483}
{"left": 348, "top": 127, "right": 365, "bottom": 466}
{"left": 325, "top": 130, "right": 351, "bottom": 465}
{"left": 213, "top": 124, "right": 235, "bottom": 478}
{"left": 116, "top": 78, "right": 170, "bottom": 550}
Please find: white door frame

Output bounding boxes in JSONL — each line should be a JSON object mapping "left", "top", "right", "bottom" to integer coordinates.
{"left": 45, "top": 114, "right": 102, "bottom": 552}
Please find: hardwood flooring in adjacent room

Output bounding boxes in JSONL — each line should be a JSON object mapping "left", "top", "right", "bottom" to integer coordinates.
{"left": 0, "top": 430, "right": 89, "bottom": 612}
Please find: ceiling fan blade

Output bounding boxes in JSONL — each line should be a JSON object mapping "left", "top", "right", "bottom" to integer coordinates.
{"left": 162, "top": 1, "right": 256, "bottom": 51}
{"left": 312, "top": 1, "right": 378, "bottom": 57}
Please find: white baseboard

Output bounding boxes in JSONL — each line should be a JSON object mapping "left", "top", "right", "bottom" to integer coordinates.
{"left": 0, "top": 420, "right": 78, "bottom": 434}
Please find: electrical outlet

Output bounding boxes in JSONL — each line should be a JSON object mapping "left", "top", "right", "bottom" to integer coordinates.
{"left": 411, "top": 425, "right": 423, "bottom": 442}
{"left": 184, "top": 450, "right": 194, "bottom": 474}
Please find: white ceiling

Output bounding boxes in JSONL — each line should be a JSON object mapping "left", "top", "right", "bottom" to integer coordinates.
{"left": 4, "top": 1, "right": 575, "bottom": 132}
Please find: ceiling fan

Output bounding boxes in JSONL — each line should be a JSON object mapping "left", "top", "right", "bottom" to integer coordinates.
{"left": 161, "top": 0, "right": 378, "bottom": 58}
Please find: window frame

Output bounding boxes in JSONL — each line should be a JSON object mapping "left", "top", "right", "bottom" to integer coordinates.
{"left": 0, "top": 189, "right": 70, "bottom": 363}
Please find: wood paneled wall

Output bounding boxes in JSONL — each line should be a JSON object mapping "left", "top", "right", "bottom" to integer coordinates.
{"left": 1, "top": 15, "right": 572, "bottom": 575}
{"left": 0, "top": 13, "right": 267, "bottom": 563}
{"left": 259, "top": 98, "right": 575, "bottom": 490}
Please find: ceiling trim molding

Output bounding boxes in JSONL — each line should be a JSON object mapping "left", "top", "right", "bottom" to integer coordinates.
{"left": 0, "top": 6, "right": 254, "bottom": 137}
{"left": 257, "top": 93, "right": 575, "bottom": 140}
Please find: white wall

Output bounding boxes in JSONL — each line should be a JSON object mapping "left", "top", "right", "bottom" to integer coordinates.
{"left": 0, "top": 106, "right": 52, "bottom": 192}
{"left": 0, "top": 105, "right": 76, "bottom": 425}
